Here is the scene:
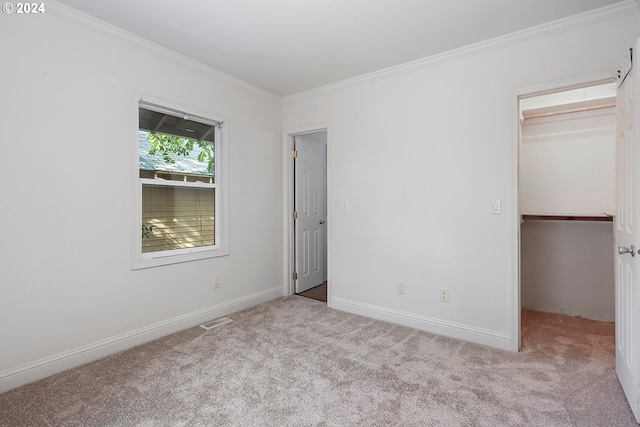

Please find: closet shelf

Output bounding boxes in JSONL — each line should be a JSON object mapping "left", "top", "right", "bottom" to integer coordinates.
{"left": 521, "top": 214, "right": 613, "bottom": 222}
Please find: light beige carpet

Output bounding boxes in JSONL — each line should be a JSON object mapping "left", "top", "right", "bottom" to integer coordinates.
{"left": 0, "top": 297, "right": 636, "bottom": 426}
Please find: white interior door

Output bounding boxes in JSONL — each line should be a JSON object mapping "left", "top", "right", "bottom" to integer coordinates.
{"left": 294, "top": 134, "right": 327, "bottom": 293}
{"left": 615, "top": 38, "right": 640, "bottom": 423}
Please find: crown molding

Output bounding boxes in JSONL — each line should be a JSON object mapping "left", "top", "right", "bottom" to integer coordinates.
{"left": 46, "top": 1, "right": 281, "bottom": 105}
{"left": 283, "top": 0, "right": 640, "bottom": 103}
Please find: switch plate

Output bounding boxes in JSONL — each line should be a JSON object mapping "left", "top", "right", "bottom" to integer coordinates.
{"left": 491, "top": 200, "right": 501, "bottom": 215}
{"left": 341, "top": 201, "right": 348, "bottom": 212}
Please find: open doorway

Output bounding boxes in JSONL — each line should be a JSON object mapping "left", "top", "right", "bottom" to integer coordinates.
{"left": 518, "top": 80, "right": 617, "bottom": 329}
{"left": 285, "top": 129, "right": 328, "bottom": 302}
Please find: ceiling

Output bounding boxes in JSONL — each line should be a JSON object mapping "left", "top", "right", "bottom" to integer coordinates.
{"left": 56, "top": 0, "right": 627, "bottom": 97}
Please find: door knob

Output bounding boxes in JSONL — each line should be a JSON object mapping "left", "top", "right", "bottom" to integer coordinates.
{"left": 618, "top": 245, "right": 636, "bottom": 257}
{"left": 319, "top": 220, "right": 326, "bottom": 224}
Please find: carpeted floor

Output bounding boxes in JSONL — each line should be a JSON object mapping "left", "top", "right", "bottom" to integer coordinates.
{"left": 0, "top": 297, "right": 636, "bottom": 426}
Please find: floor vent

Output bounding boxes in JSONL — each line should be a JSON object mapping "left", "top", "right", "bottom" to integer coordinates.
{"left": 200, "top": 317, "right": 233, "bottom": 330}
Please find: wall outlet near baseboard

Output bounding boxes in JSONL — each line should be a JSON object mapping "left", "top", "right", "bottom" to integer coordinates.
{"left": 214, "top": 277, "right": 221, "bottom": 289}
{"left": 440, "top": 289, "right": 449, "bottom": 303}
{"left": 397, "top": 282, "right": 405, "bottom": 294}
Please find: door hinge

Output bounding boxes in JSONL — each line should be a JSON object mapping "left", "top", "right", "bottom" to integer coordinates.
{"left": 292, "top": 211, "right": 298, "bottom": 219}
{"left": 292, "top": 272, "right": 298, "bottom": 280}
{"left": 291, "top": 150, "right": 298, "bottom": 158}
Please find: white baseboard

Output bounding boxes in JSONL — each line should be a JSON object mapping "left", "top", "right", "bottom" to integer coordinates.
{"left": 0, "top": 286, "right": 286, "bottom": 393}
{"left": 329, "top": 297, "right": 512, "bottom": 351}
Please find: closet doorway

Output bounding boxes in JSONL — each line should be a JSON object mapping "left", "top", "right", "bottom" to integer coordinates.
{"left": 518, "top": 81, "right": 617, "bottom": 324}
{"left": 285, "top": 128, "right": 328, "bottom": 302}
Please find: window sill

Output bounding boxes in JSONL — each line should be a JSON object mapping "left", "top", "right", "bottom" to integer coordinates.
{"left": 132, "top": 247, "right": 229, "bottom": 270}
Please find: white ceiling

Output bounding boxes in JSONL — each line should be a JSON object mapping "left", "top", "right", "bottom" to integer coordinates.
{"left": 56, "top": 0, "right": 626, "bottom": 96}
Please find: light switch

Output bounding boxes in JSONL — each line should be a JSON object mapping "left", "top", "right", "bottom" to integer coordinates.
{"left": 491, "top": 200, "right": 502, "bottom": 215}
{"left": 341, "top": 201, "right": 348, "bottom": 213}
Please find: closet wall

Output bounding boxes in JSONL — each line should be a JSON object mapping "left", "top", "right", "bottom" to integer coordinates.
{"left": 520, "top": 84, "right": 616, "bottom": 321}
{"left": 521, "top": 220, "right": 614, "bottom": 321}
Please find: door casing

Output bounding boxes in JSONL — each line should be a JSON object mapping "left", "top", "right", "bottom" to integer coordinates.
{"left": 512, "top": 71, "right": 616, "bottom": 352}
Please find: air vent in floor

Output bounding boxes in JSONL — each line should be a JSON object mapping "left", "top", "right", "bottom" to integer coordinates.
{"left": 200, "top": 317, "right": 233, "bottom": 330}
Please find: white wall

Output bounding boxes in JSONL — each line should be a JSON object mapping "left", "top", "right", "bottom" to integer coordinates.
{"left": 0, "top": 10, "right": 283, "bottom": 391}
{"left": 521, "top": 220, "right": 614, "bottom": 321}
{"left": 282, "top": 11, "right": 640, "bottom": 350}
{"left": 520, "top": 112, "right": 616, "bottom": 215}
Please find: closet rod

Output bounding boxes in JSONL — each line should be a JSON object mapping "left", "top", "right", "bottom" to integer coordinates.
{"left": 522, "top": 103, "right": 615, "bottom": 121}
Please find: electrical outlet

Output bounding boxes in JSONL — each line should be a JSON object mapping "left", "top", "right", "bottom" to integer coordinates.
{"left": 397, "top": 282, "right": 405, "bottom": 295}
{"left": 213, "top": 277, "right": 221, "bottom": 289}
{"left": 440, "top": 289, "right": 449, "bottom": 303}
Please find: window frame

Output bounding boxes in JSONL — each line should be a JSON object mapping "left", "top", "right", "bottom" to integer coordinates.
{"left": 132, "top": 94, "right": 229, "bottom": 269}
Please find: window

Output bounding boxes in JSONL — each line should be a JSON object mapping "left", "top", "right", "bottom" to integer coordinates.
{"left": 133, "top": 98, "right": 228, "bottom": 268}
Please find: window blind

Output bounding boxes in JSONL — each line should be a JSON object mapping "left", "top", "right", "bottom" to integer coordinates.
{"left": 141, "top": 184, "right": 215, "bottom": 253}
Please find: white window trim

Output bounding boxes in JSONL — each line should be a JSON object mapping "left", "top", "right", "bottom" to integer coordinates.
{"left": 131, "top": 93, "right": 229, "bottom": 269}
